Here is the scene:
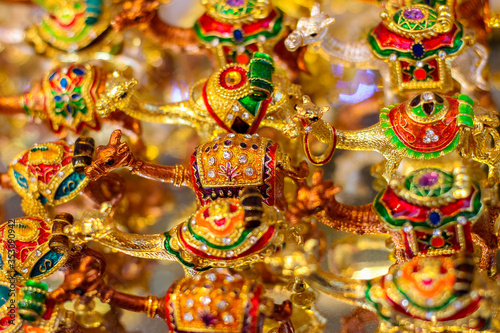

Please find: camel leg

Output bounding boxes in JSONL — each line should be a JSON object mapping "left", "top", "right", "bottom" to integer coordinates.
{"left": 106, "top": 111, "right": 146, "bottom": 155}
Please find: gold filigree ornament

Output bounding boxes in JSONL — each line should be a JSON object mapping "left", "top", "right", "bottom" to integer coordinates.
{"left": 69, "top": 192, "right": 288, "bottom": 276}
{"left": 25, "top": 0, "right": 122, "bottom": 61}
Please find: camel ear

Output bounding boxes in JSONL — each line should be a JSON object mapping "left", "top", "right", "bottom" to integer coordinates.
{"left": 311, "top": 3, "right": 321, "bottom": 16}
{"left": 321, "top": 17, "right": 335, "bottom": 28}
{"left": 126, "top": 78, "right": 138, "bottom": 89}
{"left": 302, "top": 95, "right": 312, "bottom": 104}
{"left": 117, "top": 142, "right": 129, "bottom": 154}
{"left": 109, "top": 130, "right": 122, "bottom": 145}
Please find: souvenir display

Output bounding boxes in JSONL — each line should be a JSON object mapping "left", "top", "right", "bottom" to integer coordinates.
{"left": 0, "top": 1, "right": 499, "bottom": 332}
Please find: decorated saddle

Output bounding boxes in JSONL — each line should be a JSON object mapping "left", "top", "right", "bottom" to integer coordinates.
{"left": 380, "top": 92, "right": 474, "bottom": 158}
{"left": 164, "top": 198, "right": 284, "bottom": 271}
{"left": 196, "top": 52, "right": 276, "bottom": 134}
{"left": 0, "top": 280, "right": 66, "bottom": 333}
{"left": 366, "top": 256, "right": 493, "bottom": 331}
{"left": 8, "top": 141, "right": 89, "bottom": 217}
{"left": 195, "top": 0, "right": 284, "bottom": 64}
{"left": 22, "top": 64, "right": 105, "bottom": 134}
{"left": 368, "top": 4, "right": 465, "bottom": 92}
{"left": 190, "top": 133, "right": 281, "bottom": 207}
{"left": 0, "top": 217, "right": 69, "bottom": 282}
{"left": 374, "top": 168, "right": 482, "bottom": 258}
{"left": 165, "top": 270, "right": 264, "bottom": 333}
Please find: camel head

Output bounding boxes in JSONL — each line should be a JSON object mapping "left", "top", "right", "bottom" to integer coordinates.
{"left": 285, "top": 3, "right": 335, "bottom": 52}
{"left": 96, "top": 71, "right": 138, "bottom": 118}
{"left": 84, "top": 130, "right": 134, "bottom": 181}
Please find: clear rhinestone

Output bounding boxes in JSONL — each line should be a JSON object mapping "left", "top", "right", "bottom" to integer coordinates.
{"left": 208, "top": 170, "right": 216, "bottom": 178}
{"left": 227, "top": 114, "right": 234, "bottom": 120}
{"left": 45, "top": 189, "right": 52, "bottom": 194}
{"left": 454, "top": 301, "right": 462, "bottom": 309}
{"left": 186, "top": 298, "right": 194, "bottom": 308}
{"left": 228, "top": 133, "right": 235, "bottom": 138}
{"left": 191, "top": 218, "right": 197, "bottom": 225}
{"left": 433, "top": 229, "right": 442, "bottom": 236}
{"left": 226, "top": 275, "right": 234, "bottom": 282}
{"left": 58, "top": 172, "right": 65, "bottom": 178}
{"left": 182, "top": 225, "right": 188, "bottom": 232}
{"left": 389, "top": 53, "right": 397, "bottom": 62}
{"left": 211, "top": 38, "right": 219, "bottom": 47}
{"left": 431, "top": 135, "right": 439, "bottom": 142}
{"left": 425, "top": 312, "right": 433, "bottom": 320}
{"left": 422, "top": 92, "right": 434, "bottom": 101}
{"left": 403, "top": 223, "right": 413, "bottom": 232}
{"left": 223, "top": 237, "right": 231, "bottom": 245}
{"left": 22, "top": 268, "right": 28, "bottom": 273}
{"left": 62, "top": 95, "right": 70, "bottom": 102}
{"left": 401, "top": 299, "right": 409, "bottom": 307}
{"left": 209, "top": 157, "right": 216, "bottom": 165}
{"left": 249, "top": 236, "right": 257, "bottom": 244}
{"left": 258, "top": 35, "right": 266, "bottom": 43}
{"left": 200, "top": 244, "right": 208, "bottom": 251}
{"left": 252, "top": 134, "right": 259, "bottom": 137}
{"left": 242, "top": 112, "right": 250, "bottom": 120}
{"left": 35, "top": 250, "right": 42, "bottom": 257}
{"left": 223, "top": 313, "right": 234, "bottom": 324}
{"left": 232, "top": 104, "right": 240, "bottom": 112}
{"left": 218, "top": 300, "right": 228, "bottom": 310}
{"left": 416, "top": 61, "right": 424, "bottom": 67}
{"left": 305, "top": 126, "right": 312, "bottom": 133}
{"left": 184, "top": 312, "right": 194, "bottom": 321}
{"left": 206, "top": 273, "right": 216, "bottom": 282}
{"left": 423, "top": 137, "right": 431, "bottom": 143}
{"left": 244, "top": 134, "right": 252, "bottom": 139}
{"left": 426, "top": 129, "right": 435, "bottom": 135}
{"left": 30, "top": 177, "right": 37, "bottom": 183}
{"left": 223, "top": 151, "right": 232, "bottom": 159}
{"left": 457, "top": 216, "right": 467, "bottom": 225}
{"left": 245, "top": 168, "right": 254, "bottom": 176}
{"left": 439, "top": 50, "right": 446, "bottom": 59}
{"left": 385, "top": 274, "right": 393, "bottom": 281}
{"left": 200, "top": 296, "right": 211, "bottom": 305}
{"left": 227, "top": 250, "right": 234, "bottom": 257}
{"left": 238, "top": 155, "right": 247, "bottom": 164}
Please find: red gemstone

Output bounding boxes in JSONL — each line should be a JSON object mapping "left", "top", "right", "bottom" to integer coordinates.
{"left": 236, "top": 53, "right": 250, "bottom": 64}
{"left": 430, "top": 236, "right": 445, "bottom": 248}
{"left": 414, "top": 68, "right": 427, "bottom": 81}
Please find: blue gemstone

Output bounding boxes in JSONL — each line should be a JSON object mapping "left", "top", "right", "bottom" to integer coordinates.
{"left": 54, "top": 95, "right": 62, "bottom": 102}
{"left": 60, "top": 78, "right": 68, "bottom": 89}
{"left": 66, "top": 104, "right": 73, "bottom": 114}
{"left": 72, "top": 68, "right": 85, "bottom": 76}
{"left": 412, "top": 43, "right": 425, "bottom": 59}
{"left": 71, "top": 93, "right": 81, "bottom": 100}
{"left": 428, "top": 211, "right": 441, "bottom": 226}
{"left": 49, "top": 71, "right": 57, "bottom": 81}
{"left": 233, "top": 29, "right": 244, "bottom": 43}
